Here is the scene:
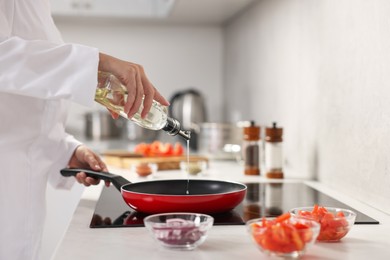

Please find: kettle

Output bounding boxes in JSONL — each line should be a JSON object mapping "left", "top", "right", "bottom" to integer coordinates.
{"left": 169, "top": 89, "right": 207, "bottom": 150}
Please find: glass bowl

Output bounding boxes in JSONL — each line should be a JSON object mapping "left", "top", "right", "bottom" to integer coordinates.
{"left": 179, "top": 160, "right": 208, "bottom": 176}
{"left": 132, "top": 162, "right": 157, "bottom": 177}
{"left": 144, "top": 213, "right": 214, "bottom": 250}
{"left": 289, "top": 206, "right": 356, "bottom": 242}
{"left": 246, "top": 215, "right": 320, "bottom": 258}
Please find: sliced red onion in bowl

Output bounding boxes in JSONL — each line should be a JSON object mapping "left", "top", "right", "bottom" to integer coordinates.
{"left": 144, "top": 213, "right": 214, "bottom": 249}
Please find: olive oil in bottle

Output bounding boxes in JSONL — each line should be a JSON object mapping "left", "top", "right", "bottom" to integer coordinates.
{"left": 95, "top": 71, "right": 190, "bottom": 140}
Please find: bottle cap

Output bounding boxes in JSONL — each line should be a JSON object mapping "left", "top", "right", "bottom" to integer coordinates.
{"left": 265, "top": 122, "right": 283, "bottom": 142}
{"left": 243, "top": 121, "right": 260, "bottom": 141}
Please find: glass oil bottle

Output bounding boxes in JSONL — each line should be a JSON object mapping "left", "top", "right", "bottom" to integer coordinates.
{"left": 95, "top": 71, "right": 190, "bottom": 140}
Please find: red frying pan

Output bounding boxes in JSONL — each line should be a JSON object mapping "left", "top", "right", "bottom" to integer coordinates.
{"left": 60, "top": 168, "right": 247, "bottom": 214}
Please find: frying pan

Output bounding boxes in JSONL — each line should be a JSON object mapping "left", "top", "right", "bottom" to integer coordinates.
{"left": 60, "top": 168, "right": 247, "bottom": 214}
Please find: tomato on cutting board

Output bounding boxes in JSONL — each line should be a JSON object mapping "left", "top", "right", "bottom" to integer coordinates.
{"left": 149, "top": 141, "right": 162, "bottom": 156}
{"left": 133, "top": 143, "right": 151, "bottom": 156}
{"left": 134, "top": 141, "right": 184, "bottom": 157}
{"left": 158, "top": 143, "right": 174, "bottom": 156}
{"left": 173, "top": 142, "right": 184, "bottom": 156}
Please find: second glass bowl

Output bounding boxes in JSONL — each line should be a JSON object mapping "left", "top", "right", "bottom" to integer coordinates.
{"left": 290, "top": 206, "right": 356, "bottom": 242}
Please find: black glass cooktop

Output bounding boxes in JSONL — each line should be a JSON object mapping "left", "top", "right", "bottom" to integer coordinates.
{"left": 90, "top": 182, "right": 379, "bottom": 228}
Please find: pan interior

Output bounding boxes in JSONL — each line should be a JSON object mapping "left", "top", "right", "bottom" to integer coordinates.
{"left": 122, "top": 179, "right": 246, "bottom": 195}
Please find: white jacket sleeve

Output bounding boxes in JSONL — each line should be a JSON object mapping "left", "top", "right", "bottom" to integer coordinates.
{"left": 0, "top": 36, "right": 99, "bottom": 107}
{"left": 47, "top": 133, "right": 82, "bottom": 189}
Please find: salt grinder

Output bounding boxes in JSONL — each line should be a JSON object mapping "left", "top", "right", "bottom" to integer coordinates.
{"left": 265, "top": 122, "right": 283, "bottom": 179}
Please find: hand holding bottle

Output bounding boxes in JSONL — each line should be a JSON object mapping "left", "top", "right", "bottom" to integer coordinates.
{"left": 95, "top": 71, "right": 191, "bottom": 140}
{"left": 98, "top": 53, "right": 170, "bottom": 119}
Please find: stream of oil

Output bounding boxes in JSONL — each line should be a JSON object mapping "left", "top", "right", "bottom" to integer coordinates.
{"left": 185, "top": 139, "right": 190, "bottom": 195}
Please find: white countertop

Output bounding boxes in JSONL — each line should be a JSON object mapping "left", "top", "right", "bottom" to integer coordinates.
{"left": 52, "top": 161, "right": 390, "bottom": 260}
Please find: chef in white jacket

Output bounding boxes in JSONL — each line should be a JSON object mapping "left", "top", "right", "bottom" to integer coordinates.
{"left": 0, "top": 1, "right": 169, "bottom": 259}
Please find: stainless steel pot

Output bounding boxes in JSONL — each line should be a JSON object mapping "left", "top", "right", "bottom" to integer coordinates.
{"left": 84, "top": 111, "right": 125, "bottom": 139}
{"left": 169, "top": 89, "right": 207, "bottom": 150}
{"left": 125, "top": 122, "right": 159, "bottom": 142}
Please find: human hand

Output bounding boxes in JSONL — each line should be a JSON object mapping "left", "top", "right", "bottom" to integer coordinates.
{"left": 98, "top": 53, "right": 170, "bottom": 119}
{"left": 67, "top": 145, "right": 110, "bottom": 187}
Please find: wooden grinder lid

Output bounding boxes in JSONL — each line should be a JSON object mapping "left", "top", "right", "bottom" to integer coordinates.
{"left": 243, "top": 121, "right": 260, "bottom": 141}
{"left": 265, "top": 122, "right": 283, "bottom": 142}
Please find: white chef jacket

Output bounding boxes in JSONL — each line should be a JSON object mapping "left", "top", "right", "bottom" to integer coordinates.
{"left": 0, "top": 1, "right": 99, "bottom": 259}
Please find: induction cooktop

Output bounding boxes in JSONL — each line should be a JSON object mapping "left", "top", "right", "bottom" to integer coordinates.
{"left": 89, "top": 182, "right": 379, "bottom": 228}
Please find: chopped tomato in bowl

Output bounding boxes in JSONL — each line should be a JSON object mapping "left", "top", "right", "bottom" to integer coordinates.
{"left": 246, "top": 213, "right": 320, "bottom": 258}
{"left": 289, "top": 205, "right": 356, "bottom": 242}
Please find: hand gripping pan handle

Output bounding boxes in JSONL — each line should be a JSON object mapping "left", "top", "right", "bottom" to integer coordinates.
{"left": 60, "top": 168, "right": 130, "bottom": 191}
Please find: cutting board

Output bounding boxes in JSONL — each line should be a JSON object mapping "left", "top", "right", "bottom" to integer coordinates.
{"left": 102, "top": 150, "right": 208, "bottom": 170}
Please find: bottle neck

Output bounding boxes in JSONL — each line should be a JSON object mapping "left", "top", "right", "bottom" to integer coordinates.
{"left": 162, "top": 117, "right": 191, "bottom": 140}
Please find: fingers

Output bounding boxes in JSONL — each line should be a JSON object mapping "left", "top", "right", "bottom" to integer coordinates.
{"left": 107, "top": 109, "right": 120, "bottom": 119}
{"left": 85, "top": 154, "right": 102, "bottom": 171}
{"left": 141, "top": 82, "right": 155, "bottom": 118}
{"left": 98, "top": 53, "right": 169, "bottom": 120}
{"left": 141, "top": 92, "right": 153, "bottom": 118}
{"left": 123, "top": 63, "right": 170, "bottom": 119}
{"left": 138, "top": 66, "right": 170, "bottom": 117}
{"left": 138, "top": 65, "right": 155, "bottom": 118}
{"left": 70, "top": 145, "right": 109, "bottom": 187}
{"left": 153, "top": 87, "right": 170, "bottom": 106}
{"left": 126, "top": 66, "right": 144, "bottom": 118}
{"left": 86, "top": 153, "right": 109, "bottom": 174}
{"left": 86, "top": 176, "right": 100, "bottom": 186}
{"left": 123, "top": 68, "right": 137, "bottom": 116}
{"left": 75, "top": 172, "right": 100, "bottom": 186}
{"left": 95, "top": 156, "right": 108, "bottom": 172}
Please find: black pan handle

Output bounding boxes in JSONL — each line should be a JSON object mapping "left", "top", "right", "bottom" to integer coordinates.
{"left": 60, "top": 168, "right": 130, "bottom": 191}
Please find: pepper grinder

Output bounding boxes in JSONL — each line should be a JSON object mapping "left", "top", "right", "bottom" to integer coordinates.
{"left": 243, "top": 121, "right": 260, "bottom": 175}
{"left": 265, "top": 122, "right": 283, "bottom": 179}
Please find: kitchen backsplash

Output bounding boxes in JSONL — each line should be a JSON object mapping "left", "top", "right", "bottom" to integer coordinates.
{"left": 223, "top": 0, "right": 390, "bottom": 214}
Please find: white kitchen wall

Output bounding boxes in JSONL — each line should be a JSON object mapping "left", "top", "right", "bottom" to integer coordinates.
{"left": 55, "top": 19, "right": 224, "bottom": 137}
{"left": 224, "top": 0, "right": 390, "bottom": 214}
